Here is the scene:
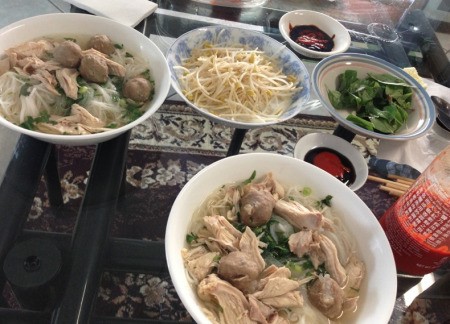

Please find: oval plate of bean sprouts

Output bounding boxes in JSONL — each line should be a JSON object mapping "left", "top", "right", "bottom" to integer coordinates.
{"left": 167, "top": 26, "right": 310, "bottom": 129}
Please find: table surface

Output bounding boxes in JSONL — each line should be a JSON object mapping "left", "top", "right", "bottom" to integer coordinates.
{"left": 0, "top": 1, "right": 449, "bottom": 323}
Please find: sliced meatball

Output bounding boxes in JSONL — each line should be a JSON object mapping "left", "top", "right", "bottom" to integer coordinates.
{"left": 240, "top": 187, "right": 276, "bottom": 227}
{"left": 87, "top": 35, "right": 115, "bottom": 55}
{"left": 217, "top": 251, "right": 259, "bottom": 293}
{"left": 79, "top": 54, "right": 108, "bottom": 83}
{"left": 308, "top": 275, "right": 345, "bottom": 319}
{"left": 53, "top": 40, "right": 82, "bottom": 68}
{"left": 123, "top": 77, "right": 152, "bottom": 102}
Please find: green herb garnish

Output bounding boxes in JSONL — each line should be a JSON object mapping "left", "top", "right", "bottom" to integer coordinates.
{"left": 327, "top": 69, "right": 414, "bottom": 134}
{"left": 242, "top": 170, "right": 256, "bottom": 185}
{"left": 301, "top": 187, "right": 312, "bottom": 196}
{"left": 316, "top": 195, "right": 333, "bottom": 209}
{"left": 186, "top": 232, "right": 198, "bottom": 244}
{"left": 20, "top": 111, "right": 54, "bottom": 130}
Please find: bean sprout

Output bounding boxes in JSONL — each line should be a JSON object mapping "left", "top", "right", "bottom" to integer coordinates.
{"left": 175, "top": 43, "right": 300, "bottom": 123}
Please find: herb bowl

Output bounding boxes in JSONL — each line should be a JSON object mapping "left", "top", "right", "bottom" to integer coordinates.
{"left": 312, "top": 53, "right": 435, "bottom": 141}
{"left": 279, "top": 10, "right": 351, "bottom": 59}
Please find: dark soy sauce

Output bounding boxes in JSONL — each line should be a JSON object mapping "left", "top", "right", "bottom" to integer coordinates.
{"left": 288, "top": 24, "right": 335, "bottom": 52}
{"left": 304, "top": 147, "right": 356, "bottom": 186}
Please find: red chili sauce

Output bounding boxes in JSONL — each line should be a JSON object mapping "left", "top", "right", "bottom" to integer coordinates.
{"left": 288, "top": 24, "right": 335, "bottom": 52}
{"left": 304, "top": 147, "right": 355, "bottom": 186}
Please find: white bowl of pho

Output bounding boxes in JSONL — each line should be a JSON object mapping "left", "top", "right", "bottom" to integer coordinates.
{"left": 166, "top": 26, "right": 310, "bottom": 129}
{"left": 165, "top": 153, "right": 397, "bottom": 324}
{"left": 0, "top": 13, "right": 171, "bottom": 145}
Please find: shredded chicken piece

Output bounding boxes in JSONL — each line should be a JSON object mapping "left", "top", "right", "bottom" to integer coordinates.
{"left": 239, "top": 227, "right": 265, "bottom": 272}
{"left": 320, "top": 235, "right": 347, "bottom": 287}
{"left": 274, "top": 199, "right": 323, "bottom": 230}
{"left": 197, "top": 274, "right": 254, "bottom": 324}
{"left": 248, "top": 295, "right": 278, "bottom": 324}
{"left": 5, "top": 40, "right": 54, "bottom": 60}
{"left": 30, "top": 69, "right": 59, "bottom": 96}
{"left": 36, "top": 104, "right": 108, "bottom": 135}
{"left": 55, "top": 68, "right": 79, "bottom": 99}
{"left": 182, "top": 245, "right": 220, "bottom": 284}
{"left": 16, "top": 56, "right": 60, "bottom": 74}
{"left": 245, "top": 172, "right": 285, "bottom": 199}
{"left": 288, "top": 230, "right": 313, "bottom": 257}
{"left": 252, "top": 277, "right": 301, "bottom": 306}
{"left": 82, "top": 48, "right": 126, "bottom": 77}
{"left": 0, "top": 57, "right": 10, "bottom": 76}
{"left": 203, "top": 215, "right": 242, "bottom": 252}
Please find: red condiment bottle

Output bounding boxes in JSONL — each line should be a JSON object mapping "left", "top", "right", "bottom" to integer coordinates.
{"left": 379, "top": 145, "right": 450, "bottom": 275}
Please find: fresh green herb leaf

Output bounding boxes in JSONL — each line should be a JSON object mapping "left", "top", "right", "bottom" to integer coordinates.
{"left": 186, "top": 232, "right": 198, "bottom": 244}
{"left": 19, "top": 111, "right": 53, "bottom": 130}
{"left": 242, "top": 170, "right": 256, "bottom": 185}
{"left": 20, "top": 83, "right": 33, "bottom": 97}
{"left": 114, "top": 43, "right": 124, "bottom": 49}
{"left": 316, "top": 195, "right": 333, "bottom": 209}
{"left": 122, "top": 101, "right": 144, "bottom": 122}
{"left": 328, "top": 70, "right": 414, "bottom": 134}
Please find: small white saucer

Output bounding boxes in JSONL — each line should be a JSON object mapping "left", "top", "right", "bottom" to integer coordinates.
{"left": 294, "top": 133, "right": 368, "bottom": 191}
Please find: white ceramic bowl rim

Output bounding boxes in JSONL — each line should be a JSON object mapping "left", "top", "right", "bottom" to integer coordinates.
{"left": 312, "top": 53, "right": 436, "bottom": 140}
{"left": 166, "top": 25, "right": 311, "bottom": 129}
{"left": 0, "top": 13, "right": 171, "bottom": 145}
{"left": 279, "top": 10, "right": 351, "bottom": 58}
{"left": 165, "top": 152, "right": 397, "bottom": 324}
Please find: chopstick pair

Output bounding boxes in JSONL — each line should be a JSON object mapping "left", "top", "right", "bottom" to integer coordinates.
{"left": 368, "top": 174, "right": 415, "bottom": 197}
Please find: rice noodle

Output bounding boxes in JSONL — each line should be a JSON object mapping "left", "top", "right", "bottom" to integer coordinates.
{"left": 0, "top": 35, "right": 154, "bottom": 133}
{"left": 175, "top": 43, "right": 300, "bottom": 122}
{"left": 185, "top": 174, "right": 365, "bottom": 323}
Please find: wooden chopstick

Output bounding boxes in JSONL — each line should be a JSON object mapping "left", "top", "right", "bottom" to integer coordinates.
{"left": 379, "top": 185, "right": 405, "bottom": 197}
{"left": 368, "top": 174, "right": 415, "bottom": 197}
{"left": 387, "top": 174, "right": 416, "bottom": 184}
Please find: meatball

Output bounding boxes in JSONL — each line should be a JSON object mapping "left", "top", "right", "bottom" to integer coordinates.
{"left": 79, "top": 54, "right": 108, "bottom": 83}
{"left": 123, "top": 77, "right": 152, "bottom": 102}
{"left": 87, "top": 34, "right": 115, "bottom": 55}
{"left": 53, "top": 40, "right": 82, "bottom": 68}
{"left": 217, "top": 251, "right": 259, "bottom": 293}
{"left": 240, "top": 187, "right": 276, "bottom": 227}
{"left": 308, "top": 275, "right": 345, "bottom": 319}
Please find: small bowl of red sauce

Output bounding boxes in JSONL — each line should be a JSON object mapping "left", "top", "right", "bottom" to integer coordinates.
{"left": 294, "top": 132, "right": 368, "bottom": 190}
{"left": 279, "top": 10, "right": 351, "bottom": 59}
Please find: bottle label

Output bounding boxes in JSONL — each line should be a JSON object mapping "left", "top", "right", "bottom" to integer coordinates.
{"left": 399, "top": 181, "right": 450, "bottom": 249}
{"left": 380, "top": 178, "right": 450, "bottom": 275}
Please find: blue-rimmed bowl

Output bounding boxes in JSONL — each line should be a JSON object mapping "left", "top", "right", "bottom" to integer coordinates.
{"left": 166, "top": 26, "right": 310, "bottom": 129}
{"left": 312, "top": 53, "right": 435, "bottom": 140}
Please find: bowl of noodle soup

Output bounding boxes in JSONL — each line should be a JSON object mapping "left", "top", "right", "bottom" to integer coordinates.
{"left": 166, "top": 26, "right": 310, "bottom": 129}
{"left": 166, "top": 153, "right": 397, "bottom": 323}
{"left": 0, "top": 13, "right": 171, "bottom": 145}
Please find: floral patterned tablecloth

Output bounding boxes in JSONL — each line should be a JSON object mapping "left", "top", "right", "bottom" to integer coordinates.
{"left": 5, "top": 103, "right": 447, "bottom": 323}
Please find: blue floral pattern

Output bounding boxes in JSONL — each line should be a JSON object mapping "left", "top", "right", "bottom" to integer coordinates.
{"left": 166, "top": 26, "right": 310, "bottom": 128}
